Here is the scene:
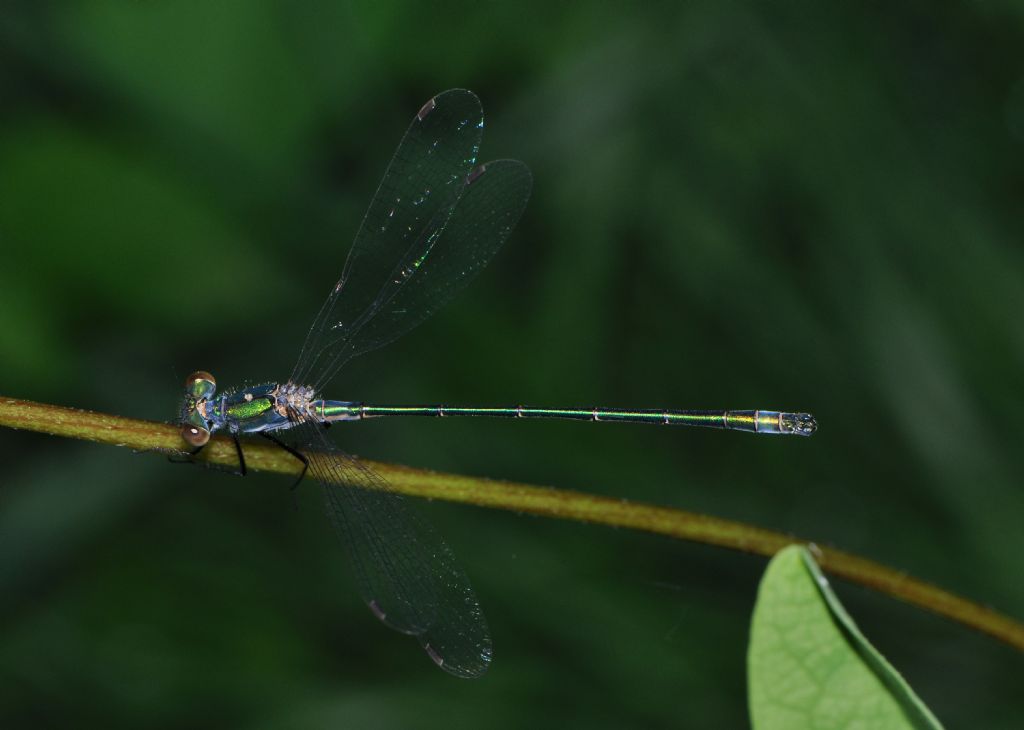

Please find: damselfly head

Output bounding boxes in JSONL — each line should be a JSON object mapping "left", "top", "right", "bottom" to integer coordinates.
{"left": 180, "top": 371, "right": 217, "bottom": 449}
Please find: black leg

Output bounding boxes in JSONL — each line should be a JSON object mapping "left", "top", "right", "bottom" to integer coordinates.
{"left": 167, "top": 440, "right": 245, "bottom": 477}
{"left": 167, "top": 452, "right": 195, "bottom": 464}
{"left": 166, "top": 438, "right": 206, "bottom": 460}
{"left": 260, "top": 431, "right": 309, "bottom": 491}
{"left": 232, "top": 432, "right": 247, "bottom": 476}
{"left": 167, "top": 440, "right": 206, "bottom": 464}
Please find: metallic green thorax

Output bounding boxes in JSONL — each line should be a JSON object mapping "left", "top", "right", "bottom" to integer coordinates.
{"left": 195, "top": 384, "right": 295, "bottom": 436}
{"left": 225, "top": 396, "right": 276, "bottom": 421}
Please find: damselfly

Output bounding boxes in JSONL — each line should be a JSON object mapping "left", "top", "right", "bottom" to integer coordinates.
{"left": 179, "top": 89, "right": 816, "bottom": 679}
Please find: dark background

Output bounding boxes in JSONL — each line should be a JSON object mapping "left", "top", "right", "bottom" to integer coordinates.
{"left": 1, "top": 2, "right": 1022, "bottom": 728}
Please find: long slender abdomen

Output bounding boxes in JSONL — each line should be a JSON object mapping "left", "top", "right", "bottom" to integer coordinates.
{"left": 312, "top": 401, "right": 817, "bottom": 436}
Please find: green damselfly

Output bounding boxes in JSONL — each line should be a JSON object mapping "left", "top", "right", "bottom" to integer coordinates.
{"left": 179, "top": 89, "right": 816, "bottom": 678}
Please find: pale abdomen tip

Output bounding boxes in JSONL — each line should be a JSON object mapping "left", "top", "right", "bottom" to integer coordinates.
{"left": 780, "top": 412, "right": 817, "bottom": 436}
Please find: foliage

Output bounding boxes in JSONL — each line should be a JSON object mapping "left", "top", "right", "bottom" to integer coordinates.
{"left": 749, "top": 547, "right": 942, "bottom": 729}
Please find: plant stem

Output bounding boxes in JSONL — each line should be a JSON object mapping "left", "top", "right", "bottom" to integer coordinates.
{"left": 2, "top": 396, "right": 1022, "bottom": 652}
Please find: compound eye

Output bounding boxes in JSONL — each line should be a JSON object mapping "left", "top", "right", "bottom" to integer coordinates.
{"left": 181, "top": 423, "right": 211, "bottom": 448}
{"left": 185, "top": 371, "right": 217, "bottom": 399}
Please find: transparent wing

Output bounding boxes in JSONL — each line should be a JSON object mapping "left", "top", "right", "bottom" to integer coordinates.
{"left": 291, "top": 89, "right": 483, "bottom": 389}
{"left": 284, "top": 418, "right": 492, "bottom": 679}
{"left": 309, "top": 159, "right": 532, "bottom": 391}
{"left": 291, "top": 91, "right": 532, "bottom": 392}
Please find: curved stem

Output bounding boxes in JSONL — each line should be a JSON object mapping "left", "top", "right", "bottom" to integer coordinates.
{"left": 2, "top": 396, "right": 1022, "bottom": 652}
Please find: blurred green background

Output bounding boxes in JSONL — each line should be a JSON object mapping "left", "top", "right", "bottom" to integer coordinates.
{"left": 1, "top": 1, "right": 1023, "bottom": 727}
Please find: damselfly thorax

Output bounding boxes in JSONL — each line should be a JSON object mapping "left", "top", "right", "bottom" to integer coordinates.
{"left": 181, "top": 373, "right": 342, "bottom": 447}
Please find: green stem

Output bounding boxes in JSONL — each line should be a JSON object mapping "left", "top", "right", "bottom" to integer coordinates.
{"left": 2, "top": 396, "right": 1022, "bottom": 653}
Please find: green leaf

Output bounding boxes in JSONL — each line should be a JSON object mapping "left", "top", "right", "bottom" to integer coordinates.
{"left": 748, "top": 545, "right": 943, "bottom": 730}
